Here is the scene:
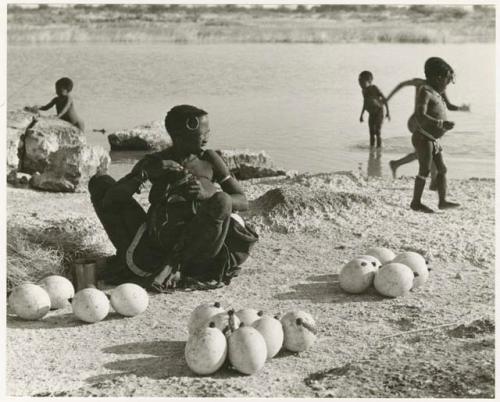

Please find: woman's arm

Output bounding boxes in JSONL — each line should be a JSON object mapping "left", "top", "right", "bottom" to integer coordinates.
{"left": 38, "top": 97, "right": 56, "bottom": 111}
{"left": 205, "top": 150, "right": 249, "bottom": 211}
{"left": 101, "top": 159, "right": 149, "bottom": 208}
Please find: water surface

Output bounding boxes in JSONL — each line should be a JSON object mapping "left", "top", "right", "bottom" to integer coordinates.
{"left": 7, "top": 43, "right": 495, "bottom": 179}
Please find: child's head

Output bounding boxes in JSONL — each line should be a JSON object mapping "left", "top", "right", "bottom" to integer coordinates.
{"left": 55, "top": 77, "right": 73, "bottom": 96}
{"left": 424, "top": 57, "right": 455, "bottom": 91}
{"left": 358, "top": 71, "right": 373, "bottom": 88}
{"left": 164, "top": 105, "right": 210, "bottom": 153}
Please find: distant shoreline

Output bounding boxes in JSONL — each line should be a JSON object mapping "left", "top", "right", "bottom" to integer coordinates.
{"left": 7, "top": 4, "right": 495, "bottom": 44}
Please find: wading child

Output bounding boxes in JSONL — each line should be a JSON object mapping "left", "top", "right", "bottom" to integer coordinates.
{"left": 35, "top": 77, "right": 85, "bottom": 132}
{"left": 407, "top": 57, "right": 461, "bottom": 213}
{"left": 386, "top": 71, "right": 469, "bottom": 179}
{"left": 358, "top": 71, "right": 390, "bottom": 148}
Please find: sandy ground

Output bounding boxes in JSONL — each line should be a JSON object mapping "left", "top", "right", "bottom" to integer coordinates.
{"left": 6, "top": 171, "right": 495, "bottom": 398}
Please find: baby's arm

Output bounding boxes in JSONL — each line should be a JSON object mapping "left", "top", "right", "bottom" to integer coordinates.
{"left": 38, "top": 97, "right": 57, "bottom": 111}
{"left": 386, "top": 78, "right": 423, "bottom": 101}
{"left": 56, "top": 95, "right": 73, "bottom": 118}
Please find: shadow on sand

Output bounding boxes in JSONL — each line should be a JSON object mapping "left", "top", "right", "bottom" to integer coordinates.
{"left": 86, "top": 340, "right": 243, "bottom": 383}
{"left": 7, "top": 311, "right": 124, "bottom": 329}
{"left": 275, "top": 274, "right": 384, "bottom": 304}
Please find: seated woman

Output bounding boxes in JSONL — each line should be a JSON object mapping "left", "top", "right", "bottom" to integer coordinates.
{"left": 88, "top": 105, "right": 257, "bottom": 291}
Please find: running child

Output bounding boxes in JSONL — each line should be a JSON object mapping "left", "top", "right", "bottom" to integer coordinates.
{"left": 358, "top": 71, "right": 390, "bottom": 148}
{"left": 386, "top": 70, "right": 469, "bottom": 179}
{"left": 406, "top": 57, "right": 461, "bottom": 213}
{"left": 34, "top": 77, "right": 85, "bottom": 132}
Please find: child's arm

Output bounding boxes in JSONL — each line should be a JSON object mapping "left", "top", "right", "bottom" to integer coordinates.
{"left": 359, "top": 103, "right": 366, "bottom": 123}
{"left": 375, "top": 86, "right": 390, "bottom": 120}
{"left": 55, "top": 96, "right": 73, "bottom": 118}
{"left": 37, "top": 97, "right": 57, "bottom": 111}
{"left": 386, "top": 78, "right": 423, "bottom": 101}
{"left": 442, "top": 92, "right": 470, "bottom": 112}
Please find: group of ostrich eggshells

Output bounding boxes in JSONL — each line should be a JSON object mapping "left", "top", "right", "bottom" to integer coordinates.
{"left": 339, "top": 247, "right": 430, "bottom": 297}
{"left": 185, "top": 303, "right": 317, "bottom": 376}
{"left": 8, "top": 276, "right": 149, "bottom": 322}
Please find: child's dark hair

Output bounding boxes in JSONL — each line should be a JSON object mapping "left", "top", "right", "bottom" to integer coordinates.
{"left": 359, "top": 71, "right": 373, "bottom": 82}
{"left": 164, "top": 104, "right": 208, "bottom": 137}
{"left": 424, "top": 57, "right": 454, "bottom": 81}
{"left": 55, "top": 77, "right": 73, "bottom": 92}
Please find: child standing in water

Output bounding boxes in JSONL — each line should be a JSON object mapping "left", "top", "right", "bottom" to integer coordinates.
{"left": 406, "top": 57, "right": 461, "bottom": 213}
{"left": 386, "top": 69, "right": 469, "bottom": 179}
{"left": 358, "top": 71, "right": 390, "bottom": 148}
{"left": 34, "top": 77, "right": 85, "bottom": 132}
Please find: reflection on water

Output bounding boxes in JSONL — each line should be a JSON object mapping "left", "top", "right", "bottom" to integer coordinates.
{"left": 367, "top": 148, "right": 383, "bottom": 178}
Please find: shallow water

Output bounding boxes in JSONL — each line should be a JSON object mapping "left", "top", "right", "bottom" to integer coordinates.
{"left": 7, "top": 43, "right": 495, "bottom": 179}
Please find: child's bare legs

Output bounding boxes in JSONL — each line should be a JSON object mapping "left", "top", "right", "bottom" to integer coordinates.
{"left": 368, "top": 109, "right": 383, "bottom": 148}
{"left": 429, "top": 163, "right": 438, "bottom": 191}
{"left": 433, "top": 152, "right": 460, "bottom": 209}
{"left": 410, "top": 134, "right": 434, "bottom": 213}
{"left": 389, "top": 152, "right": 417, "bottom": 179}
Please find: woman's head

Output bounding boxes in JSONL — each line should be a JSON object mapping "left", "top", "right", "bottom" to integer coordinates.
{"left": 424, "top": 57, "right": 455, "bottom": 91}
{"left": 164, "top": 105, "right": 209, "bottom": 153}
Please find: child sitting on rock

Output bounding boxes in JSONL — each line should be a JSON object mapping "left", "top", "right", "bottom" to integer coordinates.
{"left": 32, "top": 77, "right": 85, "bottom": 132}
{"left": 358, "top": 70, "right": 390, "bottom": 148}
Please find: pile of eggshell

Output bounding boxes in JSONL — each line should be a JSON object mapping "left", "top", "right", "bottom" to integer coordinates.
{"left": 8, "top": 276, "right": 149, "bottom": 322}
{"left": 339, "top": 247, "right": 430, "bottom": 297}
{"left": 185, "top": 303, "right": 317, "bottom": 375}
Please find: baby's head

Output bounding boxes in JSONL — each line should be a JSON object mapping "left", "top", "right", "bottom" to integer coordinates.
{"left": 164, "top": 105, "right": 210, "bottom": 154}
{"left": 55, "top": 77, "right": 73, "bottom": 96}
{"left": 424, "top": 57, "right": 455, "bottom": 91}
{"left": 358, "top": 71, "right": 373, "bottom": 89}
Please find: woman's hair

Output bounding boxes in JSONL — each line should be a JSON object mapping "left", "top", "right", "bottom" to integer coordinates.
{"left": 424, "top": 57, "right": 454, "bottom": 81}
{"left": 164, "top": 104, "right": 208, "bottom": 137}
{"left": 358, "top": 71, "right": 373, "bottom": 82}
{"left": 55, "top": 77, "right": 73, "bottom": 92}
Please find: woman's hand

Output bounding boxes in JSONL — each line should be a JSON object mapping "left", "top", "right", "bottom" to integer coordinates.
{"left": 144, "top": 159, "right": 184, "bottom": 180}
{"left": 458, "top": 103, "right": 471, "bottom": 112}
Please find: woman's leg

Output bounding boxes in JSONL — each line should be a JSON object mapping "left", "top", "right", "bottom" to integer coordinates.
{"left": 88, "top": 174, "right": 147, "bottom": 257}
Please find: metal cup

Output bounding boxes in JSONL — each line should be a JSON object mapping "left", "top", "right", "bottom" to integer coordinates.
{"left": 73, "top": 258, "right": 98, "bottom": 291}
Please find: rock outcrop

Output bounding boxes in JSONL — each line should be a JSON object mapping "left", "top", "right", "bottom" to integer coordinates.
{"left": 216, "top": 149, "right": 290, "bottom": 180}
{"left": 106, "top": 121, "right": 291, "bottom": 180}
{"left": 107, "top": 120, "right": 171, "bottom": 151}
{"left": 7, "top": 110, "right": 110, "bottom": 192}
